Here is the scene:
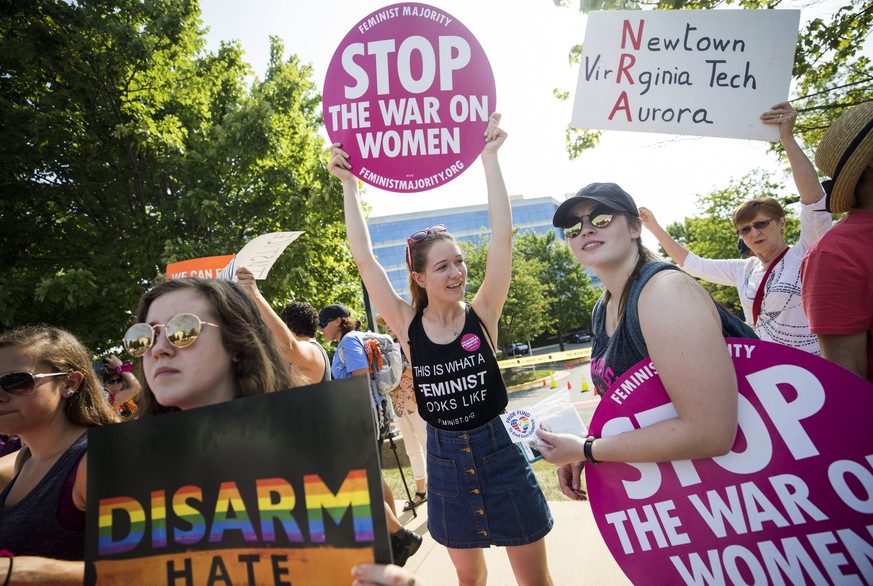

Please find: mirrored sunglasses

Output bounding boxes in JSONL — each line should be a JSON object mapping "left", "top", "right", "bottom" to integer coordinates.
{"left": 737, "top": 219, "right": 774, "bottom": 236}
{"left": 0, "top": 371, "right": 68, "bottom": 396}
{"left": 123, "top": 313, "right": 219, "bottom": 358}
{"left": 406, "top": 224, "right": 447, "bottom": 268}
{"left": 562, "top": 208, "right": 620, "bottom": 239}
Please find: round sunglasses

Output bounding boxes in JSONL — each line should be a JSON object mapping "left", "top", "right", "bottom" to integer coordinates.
{"left": 0, "top": 371, "right": 69, "bottom": 396}
{"left": 562, "top": 208, "right": 622, "bottom": 239}
{"left": 123, "top": 313, "right": 219, "bottom": 358}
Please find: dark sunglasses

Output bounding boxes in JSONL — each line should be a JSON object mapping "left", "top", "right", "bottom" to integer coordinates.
{"left": 406, "top": 224, "right": 447, "bottom": 268}
{"left": 0, "top": 371, "right": 68, "bottom": 396}
{"left": 737, "top": 219, "right": 774, "bottom": 236}
{"left": 319, "top": 319, "right": 331, "bottom": 328}
{"left": 123, "top": 313, "right": 219, "bottom": 358}
{"left": 105, "top": 376, "right": 124, "bottom": 385}
{"left": 562, "top": 208, "right": 621, "bottom": 239}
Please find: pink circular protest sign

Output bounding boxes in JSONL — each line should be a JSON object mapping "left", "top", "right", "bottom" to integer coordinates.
{"left": 323, "top": 3, "right": 496, "bottom": 193}
{"left": 586, "top": 339, "right": 873, "bottom": 585}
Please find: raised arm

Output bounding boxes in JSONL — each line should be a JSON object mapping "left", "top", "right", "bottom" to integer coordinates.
{"left": 761, "top": 103, "right": 825, "bottom": 205}
{"left": 327, "top": 146, "right": 415, "bottom": 344}
{"left": 639, "top": 207, "right": 689, "bottom": 265}
{"left": 470, "top": 113, "right": 510, "bottom": 335}
{"left": 235, "top": 267, "right": 326, "bottom": 384}
{"left": 104, "top": 355, "right": 140, "bottom": 405}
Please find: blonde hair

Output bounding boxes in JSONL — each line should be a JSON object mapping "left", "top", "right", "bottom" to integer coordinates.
{"left": 0, "top": 326, "right": 120, "bottom": 426}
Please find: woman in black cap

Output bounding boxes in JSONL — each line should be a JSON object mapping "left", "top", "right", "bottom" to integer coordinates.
{"left": 537, "top": 182, "right": 754, "bottom": 501}
{"left": 329, "top": 114, "right": 555, "bottom": 585}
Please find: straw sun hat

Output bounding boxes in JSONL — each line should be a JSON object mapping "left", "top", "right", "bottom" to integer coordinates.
{"left": 815, "top": 101, "right": 873, "bottom": 213}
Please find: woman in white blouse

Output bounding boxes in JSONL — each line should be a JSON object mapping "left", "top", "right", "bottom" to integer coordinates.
{"left": 640, "top": 102, "right": 832, "bottom": 354}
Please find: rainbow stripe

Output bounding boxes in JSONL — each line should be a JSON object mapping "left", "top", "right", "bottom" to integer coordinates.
{"left": 98, "top": 497, "right": 146, "bottom": 555}
{"left": 172, "top": 485, "right": 206, "bottom": 545}
{"left": 151, "top": 491, "right": 167, "bottom": 548}
{"left": 208, "top": 481, "right": 258, "bottom": 542}
{"left": 256, "top": 478, "right": 303, "bottom": 542}
{"left": 305, "top": 469, "right": 374, "bottom": 542}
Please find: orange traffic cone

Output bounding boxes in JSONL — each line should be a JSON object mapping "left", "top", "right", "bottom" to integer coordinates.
{"left": 567, "top": 381, "right": 572, "bottom": 390}
{"left": 542, "top": 378, "right": 547, "bottom": 387}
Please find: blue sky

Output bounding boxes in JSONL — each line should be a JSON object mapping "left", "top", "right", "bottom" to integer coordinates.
{"left": 199, "top": 0, "right": 857, "bottom": 247}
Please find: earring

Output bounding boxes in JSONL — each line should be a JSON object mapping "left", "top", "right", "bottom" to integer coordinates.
{"left": 62, "top": 388, "right": 77, "bottom": 398}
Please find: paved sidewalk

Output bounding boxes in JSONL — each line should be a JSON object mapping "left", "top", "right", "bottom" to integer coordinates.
{"left": 395, "top": 499, "right": 631, "bottom": 585}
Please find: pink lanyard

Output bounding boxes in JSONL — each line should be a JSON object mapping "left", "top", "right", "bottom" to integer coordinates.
{"left": 752, "top": 247, "right": 789, "bottom": 326}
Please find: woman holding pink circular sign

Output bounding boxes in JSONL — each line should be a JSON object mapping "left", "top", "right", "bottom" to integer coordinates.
{"left": 329, "top": 113, "right": 554, "bottom": 585}
{"left": 536, "top": 184, "right": 755, "bottom": 500}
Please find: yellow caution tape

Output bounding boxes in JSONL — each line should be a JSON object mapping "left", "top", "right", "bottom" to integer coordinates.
{"left": 498, "top": 348, "right": 592, "bottom": 369}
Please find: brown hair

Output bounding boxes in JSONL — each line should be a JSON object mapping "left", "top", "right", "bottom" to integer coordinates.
{"left": 407, "top": 231, "right": 457, "bottom": 310}
{"left": 0, "top": 326, "right": 120, "bottom": 426}
{"left": 132, "top": 278, "right": 301, "bottom": 416}
{"left": 336, "top": 316, "right": 358, "bottom": 337}
{"left": 731, "top": 197, "right": 786, "bottom": 229}
{"left": 603, "top": 216, "right": 660, "bottom": 321}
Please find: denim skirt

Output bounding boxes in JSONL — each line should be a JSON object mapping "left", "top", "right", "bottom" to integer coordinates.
{"left": 426, "top": 416, "right": 553, "bottom": 549}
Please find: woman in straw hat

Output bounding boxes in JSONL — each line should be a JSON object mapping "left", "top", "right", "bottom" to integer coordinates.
{"left": 801, "top": 101, "right": 873, "bottom": 382}
{"left": 640, "top": 102, "right": 832, "bottom": 354}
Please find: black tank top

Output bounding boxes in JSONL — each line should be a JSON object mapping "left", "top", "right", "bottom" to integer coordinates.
{"left": 0, "top": 431, "right": 88, "bottom": 559}
{"left": 407, "top": 303, "right": 507, "bottom": 430}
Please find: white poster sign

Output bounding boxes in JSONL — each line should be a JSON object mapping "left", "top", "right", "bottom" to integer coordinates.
{"left": 219, "top": 231, "right": 304, "bottom": 281}
{"left": 571, "top": 10, "right": 799, "bottom": 141}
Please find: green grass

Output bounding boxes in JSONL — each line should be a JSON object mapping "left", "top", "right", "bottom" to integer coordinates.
{"left": 502, "top": 368, "right": 555, "bottom": 388}
{"left": 380, "top": 435, "right": 570, "bottom": 503}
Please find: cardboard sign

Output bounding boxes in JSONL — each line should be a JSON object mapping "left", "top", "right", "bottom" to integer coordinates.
{"left": 165, "top": 255, "right": 235, "bottom": 281}
{"left": 571, "top": 10, "right": 799, "bottom": 141}
{"left": 85, "top": 376, "right": 389, "bottom": 585}
{"left": 586, "top": 339, "right": 873, "bottom": 585}
{"left": 219, "top": 231, "right": 304, "bottom": 281}
{"left": 323, "top": 3, "right": 496, "bottom": 192}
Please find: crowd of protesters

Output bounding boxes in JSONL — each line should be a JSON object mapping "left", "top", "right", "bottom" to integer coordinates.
{"left": 0, "top": 101, "right": 870, "bottom": 585}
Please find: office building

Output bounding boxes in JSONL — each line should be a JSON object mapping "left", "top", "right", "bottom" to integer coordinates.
{"left": 368, "top": 194, "right": 600, "bottom": 300}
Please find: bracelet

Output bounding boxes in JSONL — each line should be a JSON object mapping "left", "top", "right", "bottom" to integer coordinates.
{"left": 114, "top": 363, "right": 135, "bottom": 374}
{"left": 583, "top": 437, "right": 600, "bottom": 465}
{"left": 2, "top": 556, "right": 13, "bottom": 586}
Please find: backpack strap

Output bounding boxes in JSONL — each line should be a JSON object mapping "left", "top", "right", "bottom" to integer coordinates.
{"left": 625, "top": 262, "right": 758, "bottom": 358}
{"left": 625, "top": 262, "right": 679, "bottom": 358}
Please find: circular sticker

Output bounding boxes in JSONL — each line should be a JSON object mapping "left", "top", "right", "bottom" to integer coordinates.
{"left": 586, "top": 339, "right": 873, "bottom": 585}
{"left": 505, "top": 409, "right": 535, "bottom": 440}
{"left": 460, "top": 333, "right": 480, "bottom": 352}
{"left": 323, "top": 3, "right": 496, "bottom": 192}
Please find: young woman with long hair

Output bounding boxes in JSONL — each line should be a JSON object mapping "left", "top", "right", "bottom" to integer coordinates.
{"left": 329, "top": 114, "right": 553, "bottom": 586}
{"left": 0, "top": 326, "right": 119, "bottom": 583}
{"left": 536, "top": 183, "right": 746, "bottom": 500}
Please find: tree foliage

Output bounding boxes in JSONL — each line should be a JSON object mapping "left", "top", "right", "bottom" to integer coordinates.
{"left": 514, "top": 230, "right": 600, "bottom": 349}
{"left": 462, "top": 229, "right": 599, "bottom": 351}
{"left": 554, "top": 0, "right": 873, "bottom": 159}
{"left": 0, "top": 1, "right": 356, "bottom": 353}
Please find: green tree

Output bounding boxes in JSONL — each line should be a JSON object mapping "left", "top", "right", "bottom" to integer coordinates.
{"left": 553, "top": 0, "right": 873, "bottom": 158}
{"left": 461, "top": 233, "right": 554, "bottom": 352}
{"left": 0, "top": 1, "right": 356, "bottom": 353}
{"left": 662, "top": 170, "right": 800, "bottom": 313}
{"left": 514, "top": 230, "right": 600, "bottom": 350}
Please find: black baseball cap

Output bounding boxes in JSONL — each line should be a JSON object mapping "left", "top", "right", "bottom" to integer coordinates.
{"left": 552, "top": 183, "right": 639, "bottom": 227}
{"left": 318, "top": 303, "right": 351, "bottom": 323}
